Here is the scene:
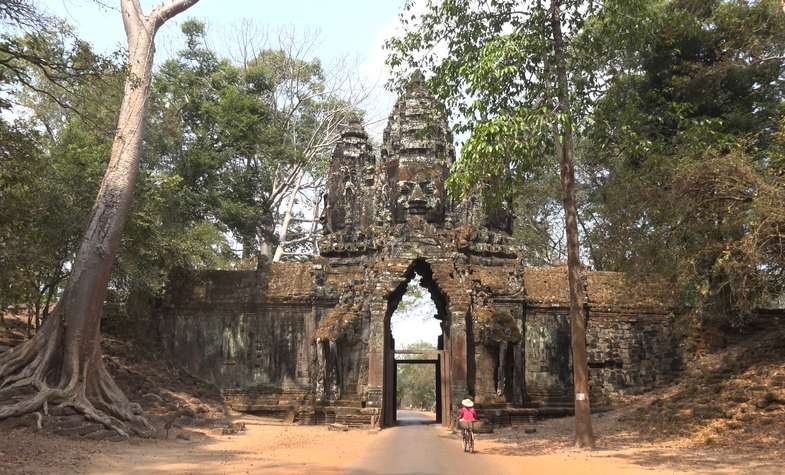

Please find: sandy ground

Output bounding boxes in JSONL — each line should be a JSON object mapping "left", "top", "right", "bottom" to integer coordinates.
{"left": 85, "top": 417, "right": 380, "bottom": 475}
{"left": 478, "top": 407, "right": 784, "bottom": 475}
{"left": 2, "top": 410, "right": 782, "bottom": 474}
{"left": 348, "top": 411, "right": 783, "bottom": 475}
{"left": 3, "top": 314, "right": 783, "bottom": 473}
{"left": 1, "top": 416, "right": 380, "bottom": 474}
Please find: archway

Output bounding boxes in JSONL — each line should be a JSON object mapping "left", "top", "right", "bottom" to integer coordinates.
{"left": 382, "top": 260, "right": 451, "bottom": 427}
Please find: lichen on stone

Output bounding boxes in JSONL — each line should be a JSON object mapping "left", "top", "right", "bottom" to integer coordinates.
{"left": 473, "top": 304, "right": 521, "bottom": 343}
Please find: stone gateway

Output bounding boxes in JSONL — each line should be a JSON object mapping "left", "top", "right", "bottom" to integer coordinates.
{"left": 161, "top": 73, "right": 679, "bottom": 428}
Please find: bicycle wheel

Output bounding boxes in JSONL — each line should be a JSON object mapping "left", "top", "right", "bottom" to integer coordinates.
{"left": 462, "top": 429, "right": 470, "bottom": 452}
{"left": 468, "top": 430, "right": 474, "bottom": 453}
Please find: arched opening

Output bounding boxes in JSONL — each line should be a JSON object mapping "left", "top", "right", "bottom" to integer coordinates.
{"left": 383, "top": 259, "right": 451, "bottom": 427}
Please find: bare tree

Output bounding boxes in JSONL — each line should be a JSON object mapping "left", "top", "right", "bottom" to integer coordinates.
{"left": 0, "top": 0, "right": 200, "bottom": 437}
{"left": 223, "top": 18, "right": 268, "bottom": 71}
{"left": 273, "top": 176, "right": 326, "bottom": 261}
{"left": 267, "top": 29, "right": 372, "bottom": 262}
{"left": 225, "top": 24, "right": 373, "bottom": 263}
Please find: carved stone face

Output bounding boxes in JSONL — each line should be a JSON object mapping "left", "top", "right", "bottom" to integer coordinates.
{"left": 396, "top": 179, "right": 441, "bottom": 216}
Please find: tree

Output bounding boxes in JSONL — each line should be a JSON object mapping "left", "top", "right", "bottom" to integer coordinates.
{"left": 581, "top": 0, "right": 785, "bottom": 326}
{"left": 147, "top": 22, "right": 367, "bottom": 266}
{"left": 0, "top": 121, "right": 51, "bottom": 327}
{"left": 0, "top": 116, "right": 107, "bottom": 334}
{"left": 396, "top": 341, "right": 437, "bottom": 411}
{"left": 386, "top": 0, "right": 616, "bottom": 447}
{"left": 0, "top": 0, "right": 200, "bottom": 437}
{"left": 0, "top": 1, "right": 116, "bottom": 122}
{"left": 548, "top": 0, "right": 594, "bottom": 448}
{"left": 1, "top": 16, "right": 228, "bottom": 333}
{"left": 242, "top": 29, "right": 370, "bottom": 262}
{"left": 0, "top": 23, "right": 124, "bottom": 334}
{"left": 144, "top": 20, "right": 280, "bottom": 266}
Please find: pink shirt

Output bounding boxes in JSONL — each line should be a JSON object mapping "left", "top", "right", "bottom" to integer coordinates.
{"left": 459, "top": 407, "right": 476, "bottom": 422}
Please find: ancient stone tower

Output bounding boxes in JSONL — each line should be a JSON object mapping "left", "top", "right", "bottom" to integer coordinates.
{"left": 162, "top": 73, "right": 679, "bottom": 428}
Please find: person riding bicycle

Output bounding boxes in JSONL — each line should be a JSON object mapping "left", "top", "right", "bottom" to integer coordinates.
{"left": 458, "top": 398, "right": 477, "bottom": 453}
{"left": 458, "top": 398, "right": 476, "bottom": 428}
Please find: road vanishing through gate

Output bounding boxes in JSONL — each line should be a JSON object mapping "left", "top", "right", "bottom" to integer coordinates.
{"left": 346, "top": 410, "right": 511, "bottom": 475}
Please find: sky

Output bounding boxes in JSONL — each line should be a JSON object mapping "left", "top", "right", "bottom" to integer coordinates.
{"left": 390, "top": 275, "right": 442, "bottom": 350}
{"left": 38, "top": 0, "right": 409, "bottom": 138}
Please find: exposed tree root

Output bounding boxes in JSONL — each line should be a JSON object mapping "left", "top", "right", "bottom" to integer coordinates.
{"left": 0, "top": 312, "right": 152, "bottom": 438}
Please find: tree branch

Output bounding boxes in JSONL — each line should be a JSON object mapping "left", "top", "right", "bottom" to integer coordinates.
{"left": 150, "top": 0, "right": 201, "bottom": 29}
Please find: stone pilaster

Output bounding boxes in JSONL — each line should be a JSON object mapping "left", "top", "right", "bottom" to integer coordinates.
{"left": 474, "top": 343, "right": 497, "bottom": 404}
{"left": 364, "top": 294, "right": 387, "bottom": 407}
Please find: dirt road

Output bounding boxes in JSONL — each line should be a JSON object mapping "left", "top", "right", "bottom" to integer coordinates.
{"left": 346, "top": 410, "right": 505, "bottom": 475}
{"left": 4, "top": 410, "right": 781, "bottom": 474}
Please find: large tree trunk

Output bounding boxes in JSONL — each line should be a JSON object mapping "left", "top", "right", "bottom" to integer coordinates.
{"left": 256, "top": 212, "right": 276, "bottom": 268}
{"left": 0, "top": 0, "right": 200, "bottom": 438}
{"left": 550, "top": 0, "right": 594, "bottom": 449}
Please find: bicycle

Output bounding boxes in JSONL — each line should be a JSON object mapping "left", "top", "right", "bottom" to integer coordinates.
{"left": 459, "top": 420, "right": 475, "bottom": 453}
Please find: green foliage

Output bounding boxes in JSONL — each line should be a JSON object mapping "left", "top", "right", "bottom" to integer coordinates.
{"left": 396, "top": 341, "right": 437, "bottom": 411}
{"left": 0, "top": 19, "right": 229, "bottom": 311}
{"left": 387, "top": 0, "right": 652, "bottom": 265}
{"left": 582, "top": 0, "right": 785, "bottom": 324}
{"left": 447, "top": 108, "right": 553, "bottom": 217}
{"left": 145, "top": 22, "right": 357, "bottom": 261}
{"left": 0, "top": 116, "right": 107, "bottom": 316}
{"left": 144, "top": 25, "right": 275, "bottom": 255}
{"left": 0, "top": 19, "right": 118, "bottom": 321}
{"left": 1, "top": 15, "right": 364, "bottom": 317}
{"left": 389, "top": 0, "right": 785, "bottom": 324}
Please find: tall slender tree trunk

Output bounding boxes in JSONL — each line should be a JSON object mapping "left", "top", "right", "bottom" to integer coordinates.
{"left": 257, "top": 173, "right": 283, "bottom": 268}
{"left": 0, "top": 0, "right": 200, "bottom": 438}
{"left": 273, "top": 169, "right": 305, "bottom": 262}
{"left": 550, "top": 0, "right": 594, "bottom": 449}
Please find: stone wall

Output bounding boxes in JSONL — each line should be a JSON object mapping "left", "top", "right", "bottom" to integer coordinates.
{"left": 159, "top": 267, "right": 326, "bottom": 419}
{"left": 524, "top": 308, "right": 574, "bottom": 406}
{"left": 521, "top": 305, "right": 680, "bottom": 407}
{"left": 162, "top": 304, "right": 318, "bottom": 390}
{"left": 587, "top": 311, "right": 680, "bottom": 401}
{"left": 159, "top": 264, "right": 683, "bottom": 425}
{"left": 157, "top": 71, "right": 688, "bottom": 427}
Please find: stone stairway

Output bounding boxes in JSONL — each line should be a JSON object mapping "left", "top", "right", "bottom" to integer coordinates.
{"left": 226, "top": 390, "right": 378, "bottom": 427}
{"left": 478, "top": 402, "right": 573, "bottom": 427}
{"left": 312, "top": 395, "right": 376, "bottom": 427}
{"left": 222, "top": 386, "right": 312, "bottom": 420}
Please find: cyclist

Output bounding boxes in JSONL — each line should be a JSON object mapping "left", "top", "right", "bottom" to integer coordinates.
{"left": 458, "top": 398, "right": 476, "bottom": 452}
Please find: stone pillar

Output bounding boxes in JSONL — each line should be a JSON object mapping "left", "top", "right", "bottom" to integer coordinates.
{"left": 513, "top": 340, "right": 525, "bottom": 405}
{"left": 329, "top": 340, "right": 340, "bottom": 401}
{"left": 448, "top": 310, "right": 469, "bottom": 421}
{"left": 315, "top": 339, "right": 327, "bottom": 401}
{"left": 513, "top": 311, "right": 525, "bottom": 405}
{"left": 496, "top": 341, "right": 508, "bottom": 400}
{"left": 299, "top": 308, "right": 318, "bottom": 387}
